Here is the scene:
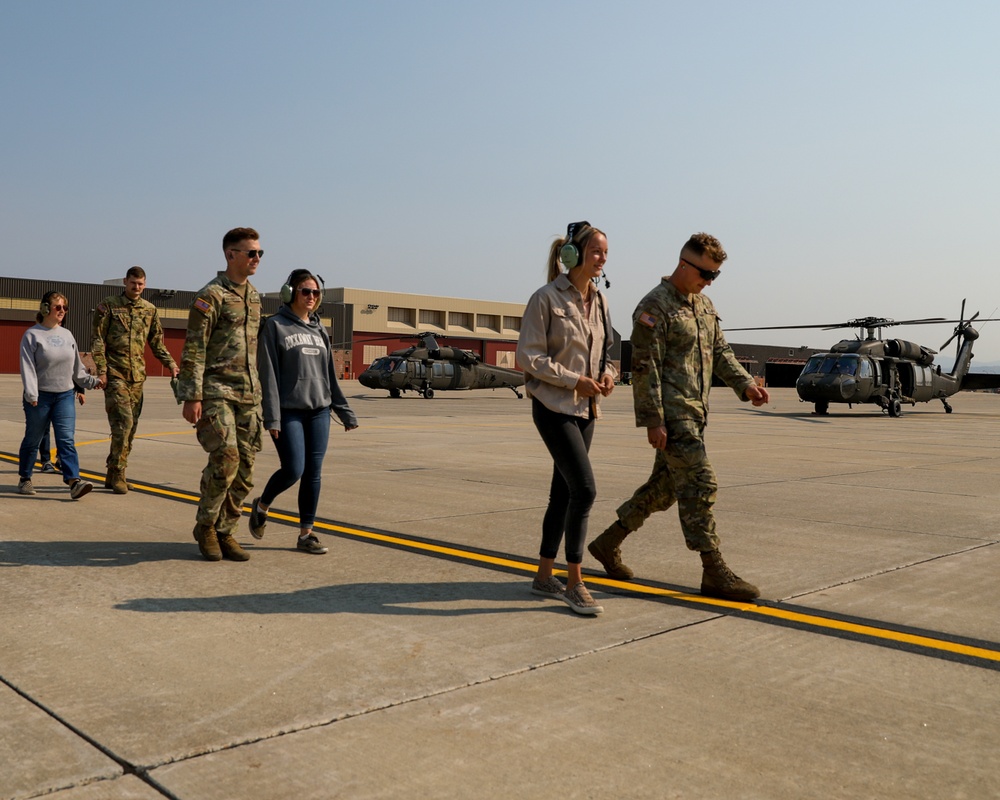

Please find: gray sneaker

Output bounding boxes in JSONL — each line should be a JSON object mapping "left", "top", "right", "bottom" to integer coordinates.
{"left": 18, "top": 479, "right": 36, "bottom": 495}
{"left": 297, "top": 534, "right": 328, "bottom": 554}
{"left": 562, "top": 582, "right": 604, "bottom": 616}
{"left": 530, "top": 575, "right": 566, "bottom": 598}
{"left": 69, "top": 480, "right": 93, "bottom": 500}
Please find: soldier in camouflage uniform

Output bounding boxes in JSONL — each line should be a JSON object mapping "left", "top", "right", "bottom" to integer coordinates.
{"left": 588, "top": 233, "right": 770, "bottom": 601}
{"left": 176, "top": 228, "right": 264, "bottom": 562}
{"left": 91, "top": 266, "right": 179, "bottom": 494}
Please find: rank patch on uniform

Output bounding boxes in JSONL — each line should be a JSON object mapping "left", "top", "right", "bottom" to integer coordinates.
{"left": 638, "top": 311, "right": 657, "bottom": 328}
{"left": 194, "top": 297, "right": 211, "bottom": 314}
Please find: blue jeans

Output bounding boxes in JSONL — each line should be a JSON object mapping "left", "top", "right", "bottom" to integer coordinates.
{"left": 39, "top": 428, "right": 52, "bottom": 463}
{"left": 260, "top": 407, "right": 330, "bottom": 528}
{"left": 19, "top": 390, "right": 80, "bottom": 481}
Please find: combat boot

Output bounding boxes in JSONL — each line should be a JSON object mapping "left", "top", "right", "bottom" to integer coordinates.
{"left": 587, "top": 520, "right": 634, "bottom": 580}
{"left": 699, "top": 550, "right": 759, "bottom": 601}
{"left": 217, "top": 533, "right": 250, "bottom": 562}
{"left": 105, "top": 468, "right": 128, "bottom": 494}
{"left": 193, "top": 524, "right": 222, "bottom": 562}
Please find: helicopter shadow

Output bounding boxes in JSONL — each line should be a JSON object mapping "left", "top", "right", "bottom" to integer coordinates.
{"left": 114, "top": 580, "right": 567, "bottom": 617}
{"left": 740, "top": 407, "right": 833, "bottom": 423}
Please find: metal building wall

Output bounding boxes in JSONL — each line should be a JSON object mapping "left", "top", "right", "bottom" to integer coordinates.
{"left": 0, "top": 275, "right": 341, "bottom": 375}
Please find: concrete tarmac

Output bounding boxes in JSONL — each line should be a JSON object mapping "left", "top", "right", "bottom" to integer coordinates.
{"left": 1, "top": 375, "right": 998, "bottom": 799}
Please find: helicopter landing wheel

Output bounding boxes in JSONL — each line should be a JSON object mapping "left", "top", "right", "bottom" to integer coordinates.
{"left": 389, "top": 388, "right": 401, "bottom": 399}
{"left": 814, "top": 401, "right": 829, "bottom": 416}
{"left": 423, "top": 388, "right": 435, "bottom": 399}
{"left": 943, "top": 400, "right": 953, "bottom": 413}
{"left": 888, "top": 398, "right": 902, "bottom": 417}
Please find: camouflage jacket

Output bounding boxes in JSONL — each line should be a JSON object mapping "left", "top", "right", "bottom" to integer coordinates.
{"left": 630, "top": 278, "right": 754, "bottom": 427}
{"left": 91, "top": 294, "right": 176, "bottom": 382}
{"left": 176, "top": 272, "right": 262, "bottom": 405}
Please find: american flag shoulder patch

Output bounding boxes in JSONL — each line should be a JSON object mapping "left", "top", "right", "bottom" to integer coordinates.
{"left": 638, "top": 311, "right": 657, "bottom": 328}
{"left": 194, "top": 297, "right": 211, "bottom": 314}
{"left": 96, "top": 303, "right": 107, "bottom": 315}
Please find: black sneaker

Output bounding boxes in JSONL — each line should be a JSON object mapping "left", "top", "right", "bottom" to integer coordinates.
{"left": 40, "top": 462, "right": 56, "bottom": 474}
{"left": 248, "top": 497, "right": 267, "bottom": 539}
{"left": 297, "top": 534, "right": 328, "bottom": 554}
{"left": 70, "top": 480, "right": 93, "bottom": 500}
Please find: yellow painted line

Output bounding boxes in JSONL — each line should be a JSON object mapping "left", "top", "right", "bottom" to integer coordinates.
{"left": 748, "top": 605, "right": 1000, "bottom": 663}
{"left": 3, "top": 450, "right": 998, "bottom": 666}
{"left": 308, "top": 518, "right": 1000, "bottom": 665}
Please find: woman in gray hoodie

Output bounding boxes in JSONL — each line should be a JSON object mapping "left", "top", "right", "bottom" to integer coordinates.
{"left": 18, "top": 291, "right": 104, "bottom": 498}
{"left": 249, "top": 270, "right": 358, "bottom": 553}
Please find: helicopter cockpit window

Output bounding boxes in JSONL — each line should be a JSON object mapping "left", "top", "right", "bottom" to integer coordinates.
{"left": 803, "top": 355, "right": 859, "bottom": 376}
{"left": 802, "top": 356, "right": 825, "bottom": 375}
{"left": 394, "top": 359, "right": 408, "bottom": 373}
{"left": 370, "top": 357, "right": 391, "bottom": 372}
{"left": 831, "top": 355, "right": 858, "bottom": 375}
{"left": 858, "top": 359, "right": 872, "bottom": 378}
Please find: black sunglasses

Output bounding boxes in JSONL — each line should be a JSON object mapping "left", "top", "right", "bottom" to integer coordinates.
{"left": 681, "top": 258, "right": 721, "bottom": 281}
{"left": 298, "top": 288, "right": 321, "bottom": 298}
{"left": 229, "top": 249, "right": 264, "bottom": 259}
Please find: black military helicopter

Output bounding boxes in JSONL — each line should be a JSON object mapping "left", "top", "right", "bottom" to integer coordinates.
{"left": 729, "top": 302, "right": 1000, "bottom": 416}
{"left": 358, "top": 332, "right": 525, "bottom": 399}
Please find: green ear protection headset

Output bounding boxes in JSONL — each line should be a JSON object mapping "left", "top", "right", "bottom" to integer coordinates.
{"left": 558, "top": 221, "right": 592, "bottom": 269}
{"left": 280, "top": 270, "right": 325, "bottom": 304}
{"left": 40, "top": 290, "right": 62, "bottom": 316}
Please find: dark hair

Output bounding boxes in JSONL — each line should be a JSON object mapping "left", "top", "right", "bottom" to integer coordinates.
{"left": 546, "top": 223, "right": 607, "bottom": 282}
{"left": 681, "top": 232, "right": 727, "bottom": 264}
{"left": 125, "top": 266, "right": 146, "bottom": 280}
{"left": 223, "top": 227, "right": 260, "bottom": 250}
{"left": 284, "top": 269, "right": 323, "bottom": 306}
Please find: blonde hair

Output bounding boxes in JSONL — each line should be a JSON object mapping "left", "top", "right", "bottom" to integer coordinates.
{"left": 37, "top": 292, "right": 68, "bottom": 323}
{"left": 546, "top": 223, "right": 607, "bottom": 282}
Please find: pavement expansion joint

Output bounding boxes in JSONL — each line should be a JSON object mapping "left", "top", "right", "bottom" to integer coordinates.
{"left": 0, "top": 674, "right": 177, "bottom": 798}
{"left": 781, "top": 541, "right": 999, "bottom": 603}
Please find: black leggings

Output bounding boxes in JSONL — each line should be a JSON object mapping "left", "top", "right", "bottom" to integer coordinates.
{"left": 531, "top": 398, "right": 596, "bottom": 564}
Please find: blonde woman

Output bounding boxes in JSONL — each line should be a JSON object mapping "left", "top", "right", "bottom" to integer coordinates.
{"left": 516, "top": 222, "right": 615, "bottom": 615}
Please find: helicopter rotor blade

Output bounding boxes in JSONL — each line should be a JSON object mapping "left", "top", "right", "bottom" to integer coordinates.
{"left": 726, "top": 317, "right": 950, "bottom": 333}
{"left": 725, "top": 322, "right": 858, "bottom": 332}
{"left": 888, "top": 317, "right": 948, "bottom": 326}
{"left": 955, "top": 301, "right": 967, "bottom": 362}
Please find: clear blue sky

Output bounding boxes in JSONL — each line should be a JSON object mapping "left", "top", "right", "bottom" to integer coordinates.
{"left": 3, "top": 1, "right": 999, "bottom": 362}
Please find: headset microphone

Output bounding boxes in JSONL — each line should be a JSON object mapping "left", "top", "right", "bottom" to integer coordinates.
{"left": 593, "top": 271, "right": 610, "bottom": 289}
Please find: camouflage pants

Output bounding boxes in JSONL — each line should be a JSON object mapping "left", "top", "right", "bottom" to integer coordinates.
{"left": 104, "top": 378, "right": 145, "bottom": 471}
{"left": 615, "top": 419, "right": 720, "bottom": 552}
{"left": 194, "top": 399, "right": 263, "bottom": 536}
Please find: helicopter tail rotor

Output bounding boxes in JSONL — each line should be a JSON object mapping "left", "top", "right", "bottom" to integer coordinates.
{"left": 939, "top": 300, "right": 981, "bottom": 359}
